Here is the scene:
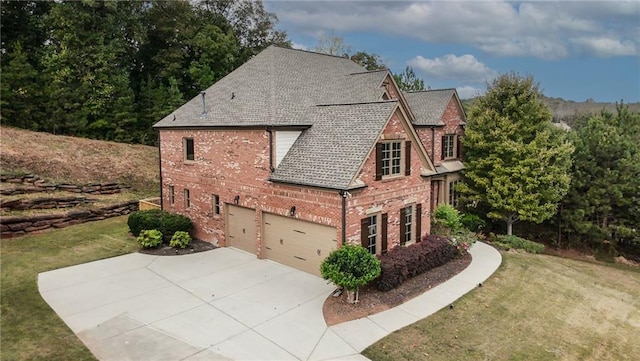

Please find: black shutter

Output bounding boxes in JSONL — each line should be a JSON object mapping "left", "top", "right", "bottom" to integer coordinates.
{"left": 405, "top": 141, "right": 411, "bottom": 176}
{"left": 381, "top": 213, "right": 388, "bottom": 253}
{"left": 441, "top": 136, "right": 446, "bottom": 160}
{"left": 457, "top": 136, "right": 463, "bottom": 159}
{"left": 375, "top": 143, "right": 383, "bottom": 181}
{"left": 361, "top": 217, "right": 369, "bottom": 248}
{"left": 399, "top": 207, "right": 406, "bottom": 245}
{"left": 415, "top": 203, "right": 422, "bottom": 242}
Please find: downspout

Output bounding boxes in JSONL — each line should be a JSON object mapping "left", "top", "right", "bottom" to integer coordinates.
{"left": 157, "top": 130, "right": 163, "bottom": 211}
{"left": 431, "top": 127, "right": 435, "bottom": 160}
{"left": 267, "top": 126, "right": 274, "bottom": 172}
{"left": 340, "top": 190, "right": 347, "bottom": 245}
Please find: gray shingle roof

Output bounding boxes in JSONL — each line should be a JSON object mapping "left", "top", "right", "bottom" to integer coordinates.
{"left": 154, "top": 46, "right": 427, "bottom": 190}
{"left": 403, "top": 89, "right": 456, "bottom": 126}
{"left": 270, "top": 101, "right": 398, "bottom": 190}
{"left": 154, "top": 46, "right": 388, "bottom": 128}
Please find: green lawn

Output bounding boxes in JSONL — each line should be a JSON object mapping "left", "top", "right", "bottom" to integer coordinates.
{"left": 363, "top": 252, "right": 640, "bottom": 361}
{"left": 1, "top": 216, "right": 138, "bottom": 361}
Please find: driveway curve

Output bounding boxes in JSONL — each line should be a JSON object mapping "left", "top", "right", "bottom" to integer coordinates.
{"left": 39, "top": 242, "right": 501, "bottom": 360}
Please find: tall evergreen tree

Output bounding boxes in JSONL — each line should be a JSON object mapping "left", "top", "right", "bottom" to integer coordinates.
{"left": 459, "top": 72, "right": 574, "bottom": 235}
{"left": 393, "top": 66, "right": 426, "bottom": 91}
{"left": 561, "top": 105, "right": 640, "bottom": 248}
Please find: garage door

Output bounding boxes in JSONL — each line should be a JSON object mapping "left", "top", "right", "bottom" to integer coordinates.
{"left": 226, "top": 205, "right": 256, "bottom": 254}
{"left": 263, "top": 213, "right": 337, "bottom": 276}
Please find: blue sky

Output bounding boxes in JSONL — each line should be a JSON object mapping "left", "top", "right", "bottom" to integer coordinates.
{"left": 265, "top": 1, "right": 640, "bottom": 102}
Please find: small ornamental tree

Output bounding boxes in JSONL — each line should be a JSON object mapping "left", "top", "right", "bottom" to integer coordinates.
{"left": 320, "top": 244, "right": 381, "bottom": 304}
{"left": 433, "top": 204, "right": 463, "bottom": 235}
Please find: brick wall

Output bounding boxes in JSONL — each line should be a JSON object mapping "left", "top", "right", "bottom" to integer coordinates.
{"left": 159, "top": 107, "right": 433, "bottom": 255}
{"left": 415, "top": 97, "right": 465, "bottom": 166}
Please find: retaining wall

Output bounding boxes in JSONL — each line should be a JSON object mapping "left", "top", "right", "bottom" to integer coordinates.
{"left": 1, "top": 174, "right": 130, "bottom": 195}
{"left": 1, "top": 201, "right": 138, "bottom": 239}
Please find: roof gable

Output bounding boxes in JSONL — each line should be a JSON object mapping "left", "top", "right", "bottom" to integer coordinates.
{"left": 404, "top": 89, "right": 463, "bottom": 126}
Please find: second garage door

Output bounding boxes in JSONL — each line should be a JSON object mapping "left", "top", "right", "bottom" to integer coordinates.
{"left": 226, "top": 205, "right": 256, "bottom": 254}
{"left": 263, "top": 213, "right": 337, "bottom": 276}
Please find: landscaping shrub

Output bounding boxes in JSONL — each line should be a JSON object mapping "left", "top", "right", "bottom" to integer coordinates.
{"left": 376, "top": 235, "right": 457, "bottom": 292}
{"left": 460, "top": 213, "right": 486, "bottom": 232}
{"left": 170, "top": 231, "right": 192, "bottom": 249}
{"left": 433, "top": 204, "right": 463, "bottom": 235}
{"left": 137, "top": 229, "right": 163, "bottom": 248}
{"left": 127, "top": 209, "right": 193, "bottom": 242}
{"left": 321, "top": 244, "right": 381, "bottom": 304}
{"left": 494, "top": 234, "right": 545, "bottom": 254}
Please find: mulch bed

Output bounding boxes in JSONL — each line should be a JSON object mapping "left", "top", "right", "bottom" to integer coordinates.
{"left": 137, "top": 238, "right": 217, "bottom": 256}
{"left": 323, "top": 253, "right": 472, "bottom": 326}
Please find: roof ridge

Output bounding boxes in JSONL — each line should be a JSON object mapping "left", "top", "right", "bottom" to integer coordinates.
{"left": 315, "top": 100, "right": 398, "bottom": 107}
{"left": 349, "top": 69, "right": 389, "bottom": 75}
{"left": 405, "top": 88, "right": 456, "bottom": 94}
{"left": 269, "top": 44, "right": 360, "bottom": 62}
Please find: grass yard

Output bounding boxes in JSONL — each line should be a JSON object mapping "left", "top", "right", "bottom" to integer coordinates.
{"left": 363, "top": 252, "right": 640, "bottom": 361}
{"left": 0, "top": 216, "right": 138, "bottom": 361}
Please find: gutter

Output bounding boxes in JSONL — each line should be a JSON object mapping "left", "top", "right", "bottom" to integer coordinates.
{"left": 339, "top": 190, "right": 347, "bottom": 245}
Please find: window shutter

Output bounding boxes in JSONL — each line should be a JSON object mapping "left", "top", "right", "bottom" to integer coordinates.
{"left": 405, "top": 141, "right": 411, "bottom": 176}
{"left": 457, "top": 136, "right": 463, "bottom": 159}
{"left": 375, "top": 143, "right": 383, "bottom": 181}
{"left": 441, "top": 136, "right": 446, "bottom": 160}
{"left": 399, "top": 207, "right": 406, "bottom": 245}
{"left": 381, "top": 213, "right": 388, "bottom": 253}
{"left": 360, "top": 217, "right": 369, "bottom": 248}
{"left": 415, "top": 203, "right": 422, "bottom": 242}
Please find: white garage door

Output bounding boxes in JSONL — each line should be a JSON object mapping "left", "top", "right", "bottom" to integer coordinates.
{"left": 226, "top": 205, "right": 256, "bottom": 254}
{"left": 263, "top": 213, "right": 337, "bottom": 276}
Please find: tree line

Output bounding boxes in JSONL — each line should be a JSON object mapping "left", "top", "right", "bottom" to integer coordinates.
{"left": 1, "top": 0, "right": 289, "bottom": 145}
{"left": 460, "top": 73, "right": 639, "bottom": 259}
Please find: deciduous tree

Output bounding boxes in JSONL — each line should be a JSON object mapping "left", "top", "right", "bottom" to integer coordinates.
{"left": 459, "top": 72, "right": 573, "bottom": 235}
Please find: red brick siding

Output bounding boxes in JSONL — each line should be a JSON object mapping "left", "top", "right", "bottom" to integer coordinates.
{"left": 346, "top": 109, "right": 431, "bottom": 249}
{"left": 415, "top": 97, "right": 465, "bottom": 166}
{"left": 159, "top": 129, "right": 341, "bottom": 256}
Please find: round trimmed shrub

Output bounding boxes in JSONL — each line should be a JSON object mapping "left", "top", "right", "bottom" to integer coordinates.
{"left": 321, "top": 244, "right": 381, "bottom": 304}
{"left": 170, "top": 231, "right": 192, "bottom": 249}
{"left": 138, "top": 229, "right": 163, "bottom": 248}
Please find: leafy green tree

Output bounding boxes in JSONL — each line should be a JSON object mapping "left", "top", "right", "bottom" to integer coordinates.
{"left": 350, "top": 51, "right": 386, "bottom": 70}
{"left": 321, "top": 245, "right": 381, "bottom": 304}
{"left": 459, "top": 72, "right": 573, "bottom": 235}
{"left": 0, "top": 42, "right": 45, "bottom": 130}
{"left": 561, "top": 105, "right": 640, "bottom": 249}
{"left": 393, "top": 66, "right": 426, "bottom": 91}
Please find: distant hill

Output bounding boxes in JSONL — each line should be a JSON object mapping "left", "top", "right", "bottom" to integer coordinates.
{"left": 0, "top": 126, "right": 159, "bottom": 194}
{"left": 461, "top": 96, "right": 640, "bottom": 126}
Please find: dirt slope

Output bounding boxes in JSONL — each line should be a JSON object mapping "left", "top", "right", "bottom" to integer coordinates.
{"left": 0, "top": 127, "right": 159, "bottom": 194}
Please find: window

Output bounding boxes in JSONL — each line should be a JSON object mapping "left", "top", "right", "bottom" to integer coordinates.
{"left": 376, "top": 141, "right": 411, "bottom": 180}
{"left": 366, "top": 214, "right": 377, "bottom": 254}
{"left": 361, "top": 213, "right": 388, "bottom": 255}
{"left": 212, "top": 194, "right": 220, "bottom": 215}
{"left": 403, "top": 205, "right": 413, "bottom": 245}
{"left": 382, "top": 141, "right": 402, "bottom": 176}
{"left": 184, "top": 138, "right": 194, "bottom": 161}
{"left": 449, "top": 180, "right": 460, "bottom": 207}
{"left": 169, "top": 186, "right": 175, "bottom": 205}
{"left": 184, "top": 189, "right": 190, "bottom": 208}
{"left": 442, "top": 134, "right": 455, "bottom": 159}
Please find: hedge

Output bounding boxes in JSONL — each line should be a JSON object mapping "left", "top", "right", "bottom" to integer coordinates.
{"left": 127, "top": 209, "right": 193, "bottom": 242}
{"left": 375, "top": 234, "right": 457, "bottom": 292}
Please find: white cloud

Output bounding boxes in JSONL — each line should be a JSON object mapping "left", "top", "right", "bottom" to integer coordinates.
{"left": 571, "top": 37, "right": 637, "bottom": 57}
{"left": 270, "top": 1, "right": 639, "bottom": 59}
{"left": 408, "top": 54, "right": 497, "bottom": 83}
{"left": 291, "top": 42, "right": 308, "bottom": 51}
{"left": 456, "top": 86, "right": 483, "bottom": 100}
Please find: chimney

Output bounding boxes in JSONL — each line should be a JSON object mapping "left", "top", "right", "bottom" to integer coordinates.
{"left": 200, "top": 91, "right": 207, "bottom": 117}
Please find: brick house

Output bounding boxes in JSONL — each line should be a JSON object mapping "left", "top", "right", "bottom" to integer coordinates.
{"left": 154, "top": 46, "right": 466, "bottom": 276}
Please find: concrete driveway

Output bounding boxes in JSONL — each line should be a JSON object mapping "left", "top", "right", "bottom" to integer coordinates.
{"left": 39, "top": 243, "right": 501, "bottom": 361}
